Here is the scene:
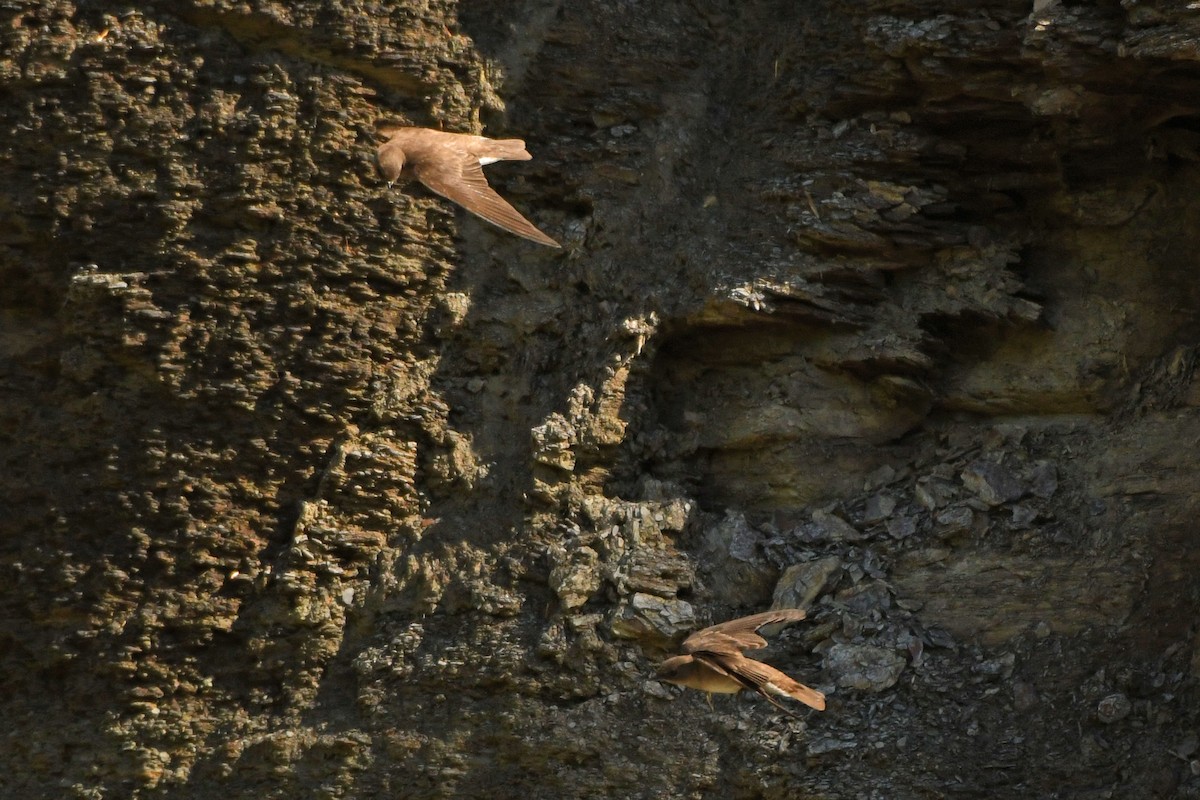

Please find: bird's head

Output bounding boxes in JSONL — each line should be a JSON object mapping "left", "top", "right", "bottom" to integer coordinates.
{"left": 655, "top": 655, "right": 696, "bottom": 685}
{"left": 377, "top": 140, "right": 406, "bottom": 187}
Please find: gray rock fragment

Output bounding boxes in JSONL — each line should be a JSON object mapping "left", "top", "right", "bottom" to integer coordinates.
{"left": 643, "top": 679, "right": 675, "bottom": 700}
{"left": 825, "top": 643, "right": 905, "bottom": 691}
{"left": 1096, "top": 692, "right": 1131, "bottom": 724}
{"left": 885, "top": 514, "right": 916, "bottom": 540}
{"left": 836, "top": 580, "right": 892, "bottom": 614}
{"left": 863, "top": 493, "right": 896, "bottom": 524}
{"left": 961, "top": 460, "right": 1025, "bottom": 506}
{"left": 696, "top": 511, "right": 777, "bottom": 605}
{"left": 549, "top": 546, "right": 601, "bottom": 610}
{"left": 610, "top": 594, "right": 695, "bottom": 650}
{"left": 773, "top": 556, "right": 843, "bottom": 610}
{"left": 973, "top": 652, "right": 1016, "bottom": 679}
{"left": 1029, "top": 460, "right": 1059, "bottom": 499}
{"left": 915, "top": 477, "right": 957, "bottom": 510}
{"left": 1011, "top": 503, "right": 1037, "bottom": 528}
{"left": 807, "top": 735, "right": 858, "bottom": 755}
{"left": 795, "top": 509, "right": 864, "bottom": 543}
{"left": 1013, "top": 680, "right": 1039, "bottom": 711}
{"left": 863, "top": 464, "right": 897, "bottom": 489}
{"left": 530, "top": 413, "right": 576, "bottom": 471}
{"left": 935, "top": 506, "right": 974, "bottom": 536}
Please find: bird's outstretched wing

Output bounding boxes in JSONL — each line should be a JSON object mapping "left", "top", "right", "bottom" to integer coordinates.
{"left": 414, "top": 152, "right": 559, "bottom": 247}
{"left": 682, "top": 609, "right": 807, "bottom": 654}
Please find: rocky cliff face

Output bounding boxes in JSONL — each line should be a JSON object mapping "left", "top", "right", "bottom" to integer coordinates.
{"left": 4, "top": 0, "right": 1200, "bottom": 797}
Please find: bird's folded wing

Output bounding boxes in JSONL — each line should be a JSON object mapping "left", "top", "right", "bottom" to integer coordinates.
{"left": 733, "top": 657, "right": 827, "bottom": 711}
{"left": 414, "top": 153, "right": 559, "bottom": 247}
{"left": 691, "top": 652, "right": 755, "bottom": 689}
{"left": 469, "top": 136, "right": 532, "bottom": 161}
{"left": 684, "top": 631, "right": 754, "bottom": 655}
{"left": 683, "top": 609, "right": 807, "bottom": 653}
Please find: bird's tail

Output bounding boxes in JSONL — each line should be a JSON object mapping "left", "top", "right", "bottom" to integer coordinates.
{"left": 767, "top": 675, "right": 827, "bottom": 711}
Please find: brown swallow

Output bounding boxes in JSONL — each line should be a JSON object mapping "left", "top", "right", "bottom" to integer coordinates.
{"left": 656, "top": 609, "right": 826, "bottom": 713}
{"left": 377, "top": 125, "right": 560, "bottom": 247}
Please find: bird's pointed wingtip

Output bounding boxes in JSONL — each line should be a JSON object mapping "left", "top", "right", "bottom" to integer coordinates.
{"left": 519, "top": 234, "right": 561, "bottom": 248}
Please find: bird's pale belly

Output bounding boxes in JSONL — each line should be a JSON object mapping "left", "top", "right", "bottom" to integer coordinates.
{"left": 675, "top": 672, "right": 745, "bottom": 695}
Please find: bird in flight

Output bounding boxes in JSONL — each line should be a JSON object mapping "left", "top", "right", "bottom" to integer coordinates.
{"left": 376, "top": 125, "right": 560, "bottom": 247}
{"left": 656, "top": 609, "right": 826, "bottom": 713}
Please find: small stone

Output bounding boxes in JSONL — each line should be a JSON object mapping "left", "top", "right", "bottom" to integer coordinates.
{"left": 824, "top": 643, "right": 905, "bottom": 691}
{"left": 915, "top": 477, "right": 956, "bottom": 510}
{"left": 795, "top": 510, "right": 864, "bottom": 543}
{"left": 610, "top": 593, "right": 695, "bottom": 645}
{"left": 885, "top": 515, "right": 916, "bottom": 540}
{"left": 807, "top": 736, "right": 858, "bottom": 755}
{"left": 1011, "top": 503, "right": 1037, "bottom": 528}
{"left": 643, "top": 680, "right": 674, "bottom": 700}
{"left": 934, "top": 506, "right": 974, "bottom": 536}
{"left": 655, "top": 498, "right": 691, "bottom": 533}
{"left": 530, "top": 414, "right": 576, "bottom": 471}
{"left": 973, "top": 652, "right": 1016, "bottom": 679}
{"left": 1029, "top": 461, "right": 1059, "bottom": 499}
{"left": 615, "top": 547, "right": 694, "bottom": 598}
{"left": 1013, "top": 680, "right": 1039, "bottom": 711}
{"left": 836, "top": 580, "right": 891, "bottom": 614}
{"left": 1172, "top": 733, "right": 1198, "bottom": 760}
{"left": 549, "top": 546, "right": 601, "bottom": 610}
{"left": 1096, "top": 692, "right": 1131, "bottom": 724}
{"left": 924, "top": 626, "right": 956, "bottom": 649}
{"left": 961, "top": 460, "right": 1025, "bottom": 506}
{"left": 773, "top": 556, "right": 842, "bottom": 610}
{"left": 903, "top": 634, "right": 924, "bottom": 665}
{"left": 863, "top": 493, "right": 897, "bottom": 524}
{"left": 697, "top": 511, "right": 776, "bottom": 605}
{"left": 864, "top": 464, "right": 897, "bottom": 489}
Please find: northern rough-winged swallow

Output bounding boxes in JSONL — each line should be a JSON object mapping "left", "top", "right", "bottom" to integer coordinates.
{"left": 377, "top": 125, "right": 560, "bottom": 247}
{"left": 656, "top": 609, "right": 826, "bottom": 713}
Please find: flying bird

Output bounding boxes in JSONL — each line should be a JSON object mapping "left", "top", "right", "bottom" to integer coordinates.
{"left": 376, "top": 125, "right": 560, "bottom": 247}
{"left": 656, "top": 609, "right": 826, "bottom": 713}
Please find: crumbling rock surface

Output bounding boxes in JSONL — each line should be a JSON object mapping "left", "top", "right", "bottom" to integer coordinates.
{"left": 4, "top": 1, "right": 1200, "bottom": 798}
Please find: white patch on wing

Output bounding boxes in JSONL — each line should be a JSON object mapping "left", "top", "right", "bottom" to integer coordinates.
{"left": 478, "top": 157, "right": 501, "bottom": 165}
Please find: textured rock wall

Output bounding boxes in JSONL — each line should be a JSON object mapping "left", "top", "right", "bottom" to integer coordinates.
{"left": 4, "top": 0, "right": 1200, "bottom": 798}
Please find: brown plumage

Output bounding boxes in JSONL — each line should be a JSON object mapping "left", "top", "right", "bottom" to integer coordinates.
{"left": 656, "top": 609, "right": 826, "bottom": 713}
{"left": 376, "top": 125, "right": 560, "bottom": 247}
